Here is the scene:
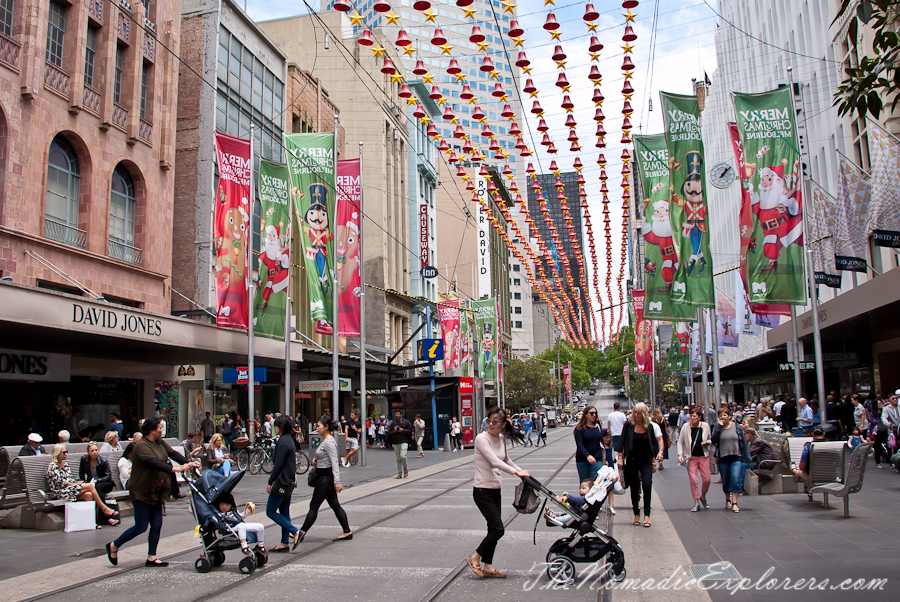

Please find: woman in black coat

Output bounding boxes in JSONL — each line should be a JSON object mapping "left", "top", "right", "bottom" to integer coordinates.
{"left": 266, "top": 414, "right": 301, "bottom": 552}
{"left": 79, "top": 442, "right": 114, "bottom": 499}
{"left": 616, "top": 403, "right": 664, "bottom": 528}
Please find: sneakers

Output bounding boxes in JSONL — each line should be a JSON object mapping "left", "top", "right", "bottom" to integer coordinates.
{"left": 341, "top": 458, "right": 350, "bottom": 468}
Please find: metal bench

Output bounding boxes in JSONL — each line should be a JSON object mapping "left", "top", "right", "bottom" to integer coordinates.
{"left": 807, "top": 441, "right": 847, "bottom": 489}
{"left": 786, "top": 436, "right": 812, "bottom": 465}
{"left": 811, "top": 443, "right": 873, "bottom": 517}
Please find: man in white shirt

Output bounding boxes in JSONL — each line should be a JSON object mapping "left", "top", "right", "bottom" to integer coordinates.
{"left": 607, "top": 402, "right": 627, "bottom": 452}
{"left": 773, "top": 397, "right": 785, "bottom": 419}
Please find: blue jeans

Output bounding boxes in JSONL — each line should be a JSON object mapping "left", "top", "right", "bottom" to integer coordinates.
{"left": 213, "top": 459, "right": 232, "bottom": 476}
{"left": 611, "top": 435, "right": 622, "bottom": 454}
{"left": 525, "top": 430, "right": 533, "bottom": 445}
{"left": 576, "top": 460, "right": 602, "bottom": 483}
{"left": 114, "top": 499, "right": 163, "bottom": 556}
{"left": 718, "top": 456, "right": 744, "bottom": 494}
{"left": 266, "top": 493, "right": 298, "bottom": 545}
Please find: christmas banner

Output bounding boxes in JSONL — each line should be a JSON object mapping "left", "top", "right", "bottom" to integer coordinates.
{"left": 283, "top": 132, "right": 337, "bottom": 334}
{"left": 474, "top": 298, "right": 498, "bottom": 384}
{"left": 866, "top": 120, "right": 900, "bottom": 247}
{"left": 715, "top": 290, "right": 738, "bottom": 348}
{"left": 659, "top": 92, "right": 715, "bottom": 308}
{"left": 439, "top": 300, "right": 462, "bottom": 369}
{"left": 460, "top": 310, "right": 471, "bottom": 378}
{"left": 732, "top": 87, "right": 806, "bottom": 304}
{"left": 635, "top": 319, "right": 654, "bottom": 374}
{"left": 734, "top": 271, "right": 759, "bottom": 336}
{"left": 727, "top": 122, "right": 790, "bottom": 316}
{"left": 670, "top": 322, "right": 691, "bottom": 372}
{"left": 632, "top": 288, "right": 645, "bottom": 321}
{"left": 635, "top": 134, "right": 697, "bottom": 321}
{"left": 808, "top": 180, "right": 841, "bottom": 288}
{"left": 213, "top": 131, "right": 252, "bottom": 330}
{"left": 835, "top": 153, "right": 871, "bottom": 271}
{"left": 336, "top": 159, "right": 362, "bottom": 337}
{"left": 254, "top": 159, "right": 292, "bottom": 340}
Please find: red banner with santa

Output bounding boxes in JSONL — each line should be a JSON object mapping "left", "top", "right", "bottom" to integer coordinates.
{"left": 336, "top": 159, "right": 361, "bottom": 337}
{"left": 439, "top": 300, "right": 461, "bottom": 369}
{"left": 214, "top": 131, "right": 252, "bottom": 330}
{"left": 732, "top": 88, "right": 806, "bottom": 305}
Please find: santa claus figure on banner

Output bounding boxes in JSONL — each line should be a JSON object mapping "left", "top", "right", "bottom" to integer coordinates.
{"left": 642, "top": 200, "right": 678, "bottom": 292}
{"left": 257, "top": 224, "right": 290, "bottom": 310}
{"left": 748, "top": 161, "right": 801, "bottom": 271}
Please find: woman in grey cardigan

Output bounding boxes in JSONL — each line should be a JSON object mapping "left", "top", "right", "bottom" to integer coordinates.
{"left": 676, "top": 407, "right": 712, "bottom": 512}
{"left": 296, "top": 415, "right": 352, "bottom": 543}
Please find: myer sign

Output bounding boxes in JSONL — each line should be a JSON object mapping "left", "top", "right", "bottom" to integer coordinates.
{"left": 0, "top": 348, "right": 71, "bottom": 381}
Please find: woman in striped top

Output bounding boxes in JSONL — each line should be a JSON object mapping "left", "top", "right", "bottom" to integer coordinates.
{"left": 296, "top": 415, "right": 352, "bottom": 543}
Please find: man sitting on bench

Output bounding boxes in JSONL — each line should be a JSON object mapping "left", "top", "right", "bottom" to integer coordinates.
{"left": 791, "top": 426, "right": 826, "bottom": 501}
{"left": 744, "top": 428, "right": 774, "bottom": 470}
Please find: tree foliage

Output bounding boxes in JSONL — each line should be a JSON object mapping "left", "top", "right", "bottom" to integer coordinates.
{"left": 834, "top": 1, "right": 900, "bottom": 119}
{"left": 504, "top": 357, "right": 556, "bottom": 411}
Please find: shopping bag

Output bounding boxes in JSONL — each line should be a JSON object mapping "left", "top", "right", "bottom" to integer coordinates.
{"left": 65, "top": 501, "right": 96, "bottom": 532}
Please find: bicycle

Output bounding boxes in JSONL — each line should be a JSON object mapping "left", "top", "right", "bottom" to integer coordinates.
{"left": 249, "top": 436, "right": 276, "bottom": 474}
{"left": 295, "top": 448, "right": 310, "bottom": 475}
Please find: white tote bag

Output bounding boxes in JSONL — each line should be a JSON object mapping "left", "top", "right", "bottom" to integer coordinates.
{"left": 64, "top": 501, "right": 96, "bottom": 532}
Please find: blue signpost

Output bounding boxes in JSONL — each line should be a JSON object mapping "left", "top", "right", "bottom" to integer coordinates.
{"left": 421, "top": 308, "right": 440, "bottom": 451}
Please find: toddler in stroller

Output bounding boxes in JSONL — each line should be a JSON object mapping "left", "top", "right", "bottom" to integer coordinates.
{"left": 544, "top": 478, "right": 593, "bottom": 527}
{"left": 216, "top": 493, "right": 267, "bottom": 558}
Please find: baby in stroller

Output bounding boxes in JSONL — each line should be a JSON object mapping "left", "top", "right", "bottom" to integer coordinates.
{"left": 216, "top": 493, "right": 267, "bottom": 558}
{"left": 545, "top": 478, "right": 593, "bottom": 527}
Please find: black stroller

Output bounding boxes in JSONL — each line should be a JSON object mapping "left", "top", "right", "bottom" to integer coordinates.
{"left": 189, "top": 469, "right": 267, "bottom": 574}
{"left": 519, "top": 473, "right": 626, "bottom": 586}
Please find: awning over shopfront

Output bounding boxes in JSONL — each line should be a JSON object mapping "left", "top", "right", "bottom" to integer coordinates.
{"left": 0, "top": 282, "right": 303, "bottom": 368}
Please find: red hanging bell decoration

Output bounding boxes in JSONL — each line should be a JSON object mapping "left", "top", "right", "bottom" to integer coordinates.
{"left": 489, "top": 139, "right": 500, "bottom": 152}
{"left": 576, "top": 173, "right": 585, "bottom": 185}
{"left": 531, "top": 101, "right": 543, "bottom": 115}
{"left": 381, "top": 57, "right": 396, "bottom": 74}
{"left": 456, "top": 0, "right": 474, "bottom": 6}
{"left": 460, "top": 84, "right": 474, "bottom": 99}
{"left": 573, "top": 157, "right": 583, "bottom": 170}
{"left": 623, "top": 24, "right": 637, "bottom": 42}
{"left": 501, "top": 103, "right": 514, "bottom": 118}
{"left": 462, "top": 139, "right": 473, "bottom": 153}
{"left": 509, "top": 122, "right": 521, "bottom": 136}
{"left": 515, "top": 138, "right": 527, "bottom": 151}
{"left": 429, "top": 85, "right": 442, "bottom": 100}
{"left": 620, "top": 132, "right": 631, "bottom": 144}
{"left": 447, "top": 59, "right": 462, "bottom": 74}
{"left": 448, "top": 151, "right": 458, "bottom": 163}
{"left": 431, "top": 28, "right": 447, "bottom": 46}
{"left": 398, "top": 83, "right": 412, "bottom": 98}
{"left": 526, "top": 163, "right": 536, "bottom": 176}
{"left": 622, "top": 80, "right": 635, "bottom": 95}
{"left": 492, "top": 83, "right": 505, "bottom": 97}
{"left": 481, "top": 56, "right": 495, "bottom": 72}
{"left": 413, "top": 59, "right": 428, "bottom": 75}
{"left": 466, "top": 180, "right": 475, "bottom": 191}
{"left": 414, "top": 104, "right": 426, "bottom": 119}
{"left": 470, "top": 26, "right": 485, "bottom": 43}
{"left": 358, "top": 30, "right": 374, "bottom": 46}
{"left": 594, "top": 107, "right": 605, "bottom": 122}
{"left": 583, "top": 3, "right": 599, "bottom": 21}
{"left": 622, "top": 1, "right": 639, "bottom": 9}
{"left": 396, "top": 30, "right": 411, "bottom": 46}
{"left": 589, "top": 36, "right": 604, "bottom": 53}
{"left": 472, "top": 106, "right": 485, "bottom": 121}
{"left": 592, "top": 88, "right": 605, "bottom": 104}
{"left": 481, "top": 124, "right": 493, "bottom": 137}
{"left": 508, "top": 19, "right": 524, "bottom": 37}
{"left": 622, "top": 117, "right": 633, "bottom": 129}
{"left": 427, "top": 123, "right": 438, "bottom": 137}
{"left": 540, "top": 133, "right": 552, "bottom": 146}
{"left": 552, "top": 45, "right": 567, "bottom": 62}
{"left": 453, "top": 125, "right": 465, "bottom": 137}
{"left": 515, "top": 51, "right": 530, "bottom": 68}
{"left": 333, "top": 0, "right": 352, "bottom": 11}
{"left": 556, "top": 73, "right": 570, "bottom": 89}
{"left": 621, "top": 149, "right": 631, "bottom": 160}
{"left": 438, "top": 139, "right": 450, "bottom": 151}
{"left": 565, "top": 114, "right": 577, "bottom": 128}
{"left": 523, "top": 78, "right": 537, "bottom": 94}
{"left": 567, "top": 130, "right": 579, "bottom": 142}
{"left": 561, "top": 94, "right": 574, "bottom": 110}
{"left": 589, "top": 65, "right": 602, "bottom": 80}
{"left": 373, "top": 0, "right": 391, "bottom": 13}
{"left": 622, "top": 55, "right": 635, "bottom": 71}
{"left": 622, "top": 100, "right": 634, "bottom": 115}
{"left": 537, "top": 118, "right": 549, "bottom": 132}
{"left": 413, "top": 0, "right": 431, "bottom": 10}
{"left": 543, "top": 13, "right": 560, "bottom": 31}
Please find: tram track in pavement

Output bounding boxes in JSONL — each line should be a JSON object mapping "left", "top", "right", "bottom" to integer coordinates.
{"left": 21, "top": 430, "right": 575, "bottom": 602}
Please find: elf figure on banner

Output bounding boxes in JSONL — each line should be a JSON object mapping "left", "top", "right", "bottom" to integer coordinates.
{"left": 642, "top": 200, "right": 678, "bottom": 292}
{"left": 672, "top": 151, "right": 708, "bottom": 275}
{"left": 256, "top": 218, "right": 290, "bottom": 311}
{"left": 302, "top": 183, "right": 334, "bottom": 295}
{"left": 746, "top": 159, "right": 802, "bottom": 271}
{"left": 481, "top": 322, "right": 495, "bottom": 365}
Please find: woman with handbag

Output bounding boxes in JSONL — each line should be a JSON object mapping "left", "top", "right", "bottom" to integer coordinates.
{"left": 676, "top": 407, "right": 712, "bottom": 512}
{"left": 296, "top": 415, "right": 352, "bottom": 544}
{"left": 574, "top": 405, "right": 603, "bottom": 482}
{"left": 266, "top": 415, "right": 302, "bottom": 552}
{"left": 710, "top": 407, "right": 753, "bottom": 512}
{"left": 616, "top": 403, "right": 663, "bottom": 528}
{"left": 465, "top": 406, "right": 528, "bottom": 579}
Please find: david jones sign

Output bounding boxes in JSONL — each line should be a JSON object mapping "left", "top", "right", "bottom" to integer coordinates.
{"left": 72, "top": 303, "right": 163, "bottom": 337}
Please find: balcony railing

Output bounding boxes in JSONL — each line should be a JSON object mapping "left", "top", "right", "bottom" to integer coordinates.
{"left": 82, "top": 85, "right": 101, "bottom": 115}
{"left": 112, "top": 102, "right": 128, "bottom": 131}
{"left": 108, "top": 238, "right": 143, "bottom": 265}
{"left": 139, "top": 118, "right": 152, "bottom": 144}
{"left": 0, "top": 34, "right": 21, "bottom": 72}
{"left": 44, "top": 218, "right": 86, "bottom": 249}
{"left": 43, "top": 62, "right": 70, "bottom": 99}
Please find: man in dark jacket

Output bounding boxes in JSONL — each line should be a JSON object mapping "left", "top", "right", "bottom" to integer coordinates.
{"left": 743, "top": 428, "right": 774, "bottom": 470}
{"left": 18, "top": 433, "right": 47, "bottom": 456}
{"left": 780, "top": 399, "right": 797, "bottom": 432}
{"left": 391, "top": 411, "right": 413, "bottom": 478}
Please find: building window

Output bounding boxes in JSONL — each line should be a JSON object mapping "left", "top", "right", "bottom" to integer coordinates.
{"left": 514, "top": 306, "right": 522, "bottom": 314}
{"left": 114, "top": 46, "right": 124, "bottom": 104}
{"left": 514, "top": 292, "right": 521, "bottom": 300}
{"left": 46, "top": 1, "right": 66, "bottom": 67}
{"left": 140, "top": 65, "right": 148, "bottom": 119}
{"left": 84, "top": 25, "right": 97, "bottom": 88}
{"left": 515, "top": 321, "right": 523, "bottom": 329}
{"left": 1, "top": 0, "right": 14, "bottom": 37}
{"left": 512, "top": 264, "right": 520, "bottom": 272}
{"left": 109, "top": 166, "right": 136, "bottom": 246}
{"left": 45, "top": 136, "right": 83, "bottom": 247}
{"left": 514, "top": 278, "right": 521, "bottom": 286}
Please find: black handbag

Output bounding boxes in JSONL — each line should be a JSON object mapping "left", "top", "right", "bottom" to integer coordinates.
{"left": 274, "top": 478, "right": 296, "bottom": 497}
{"left": 307, "top": 468, "right": 317, "bottom": 487}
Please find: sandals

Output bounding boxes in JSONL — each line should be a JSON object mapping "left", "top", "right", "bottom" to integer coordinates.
{"left": 691, "top": 504, "right": 701, "bottom": 512}
{"left": 465, "top": 556, "right": 484, "bottom": 577}
{"left": 292, "top": 529, "right": 305, "bottom": 550}
{"left": 644, "top": 520, "right": 652, "bottom": 528}
{"left": 725, "top": 501, "right": 733, "bottom": 511}
{"left": 241, "top": 542, "right": 253, "bottom": 556}
{"left": 482, "top": 569, "right": 506, "bottom": 578}
{"left": 271, "top": 546, "right": 290, "bottom": 553}
{"left": 255, "top": 545, "right": 268, "bottom": 557}
{"left": 145, "top": 559, "right": 169, "bottom": 567}
{"left": 732, "top": 504, "right": 740, "bottom": 513}
{"left": 700, "top": 497, "right": 709, "bottom": 509}
{"left": 334, "top": 532, "right": 353, "bottom": 541}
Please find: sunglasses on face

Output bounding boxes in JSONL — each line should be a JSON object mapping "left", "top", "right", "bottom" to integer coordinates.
{"left": 587, "top": 412, "right": 597, "bottom": 416}
{"left": 60, "top": 451, "right": 68, "bottom": 455}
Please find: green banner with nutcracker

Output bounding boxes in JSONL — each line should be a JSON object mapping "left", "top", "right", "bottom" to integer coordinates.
{"left": 283, "top": 132, "right": 336, "bottom": 334}
{"left": 634, "top": 133, "right": 697, "bottom": 322}
{"left": 731, "top": 87, "right": 806, "bottom": 305}
{"left": 659, "top": 92, "right": 714, "bottom": 308}
{"left": 474, "top": 298, "right": 498, "bottom": 384}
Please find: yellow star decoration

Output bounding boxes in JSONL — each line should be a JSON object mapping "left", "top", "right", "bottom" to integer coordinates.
{"left": 406, "top": 96, "right": 418, "bottom": 106}
{"left": 401, "top": 44, "right": 417, "bottom": 57}
{"left": 453, "top": 72, "right": 467, "bottom": 82}
{"left": 501, "top": 0, "right": 515, "bottom": 15}
{"left": 622, "top": 42, "right": 635, "bottom": 54}
{"left": 385, "top": 10, "right": 400, "bottom": 25}
{"left": 489, "top": 69, "right": 501, "bottom": 80}
{"left": 544, "top": 0, "right": 554, "bottom": 5}
{"left": 476, "top": 40, "right": 490, "bottom": 52}
{"left": 502, "top": 149, "right": 510, "bottom": 159}
{"left": 477, "top": 114, "right": 487, "bottom": 124}
{"left": 555, "top": 59, "right": 567, "bottom": 70}
{"left": 529, "top": 89, "right": 539, "bottom": 98}
{"left": 349, "top": 12, "right": 364, "bottom": 26}
{"left": 512, "top": 37, "right": 525, "bottom": 48}
{"left": 372, "top": 44, "right": 385, "bottom": 58}
{"left": 521, "top": 65, "right": 533, "bottom": 75}
{"left": 586, "top": 21, "right": 598, "bottom": 32}
{"left": 467, "top": 96, "right": 478, "bottom": 105}
{"left": 422, "top": 8, "right": 437, "bottom": 23}
{"left": 549, "top": 30, "right": 562, "bottom": 41}
{"left": 506, "top": 113, "right": 515, "bottom": 121}
{"left": 390, "top": 72, "right": 404, "bottom": 84}
{"left": 593, "top": 77, "right": 603, "bottom": 87}
{"left": 622, "top": 92, "right": 634, "bottom": 100}
{"left": 439, "top": 43, "right": 454, "bottom": 55}
{"left": 499, "top": 94, "right": 509, "bottom": 102}
{"left": 565, "top": 105, "right": 574, "bottom": 113}
{"left": 623, "top": 9, "right": 637, "bottom": 23}
{"left": 450, "top": 117, "right": 459, "bottom": 124}
{"left": 590, "top": 51, "right": 601, "bottom": 61}
{"left": 574, "top": 163, "right": 583, "bottom": 173}
{"left": 506, "top": 171, "right": 515, "bottom": 181}
{"left": 623, "top": 70, "right": 634, "bottom": 80}
{"left": 437, "top": 96, "right": 448, "bottom": 106}
{"left": 420, "top": 115, "right": 430, "bottom": 125}
{"left": 461, "top": 174, "right": 471, "bottom": 182}
{"left": 560, "top": 84, "right": 571, "bottom": 93}
{"left": 422, "top": 71, "right": 435, "bottom": 84}
{"left": 462, "top": 6, "right": 476, "bottom": 20}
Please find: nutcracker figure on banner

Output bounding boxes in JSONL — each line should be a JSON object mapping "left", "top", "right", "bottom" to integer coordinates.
{"left": 674, "top": 151, "right": 708, "bottom": 275}
{"left": 303, "top": 183, "right": 334, "bottom": 295}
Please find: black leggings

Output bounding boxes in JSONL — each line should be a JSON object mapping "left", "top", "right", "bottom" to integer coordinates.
{"left": 473, "top": 487, "right": 503, "bottom": 565}
{"left": 625, "top": 459, "right": 653, "bottom": 517}
{"left": 874, "top": 429, "right": 889, "bottom": 465}
{"left": 300, "top": 468, "right": 350, "bottom": 534}
{"left": 113, "top": 500, "right": 164, "bottom": 556}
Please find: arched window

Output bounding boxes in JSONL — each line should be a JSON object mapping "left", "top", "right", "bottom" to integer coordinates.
{"left": 109, "top": 165, "right": 138, "bottom": 263}
{"left": 45, "top": 135, "right": 83, "bottom": 247}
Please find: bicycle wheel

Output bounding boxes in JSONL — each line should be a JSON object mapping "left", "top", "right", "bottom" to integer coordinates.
{"left": 235, "top": 449, "right": 250, "bottom": 471}
{"left": 262, "top": 450, "right": 274, "bottom": 474}
{"left": 249, "top": 450, "right": 264, "bottom": 475}
{"left": 295, "top": 451, "right": 310, "bottom": 475}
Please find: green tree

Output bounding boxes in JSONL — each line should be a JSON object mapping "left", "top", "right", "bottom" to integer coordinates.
{"left": 504, "top": 357, "right": 555, "bottom": 412}
{"left": 833, "top": 1, "right": 900, "bottom": 119}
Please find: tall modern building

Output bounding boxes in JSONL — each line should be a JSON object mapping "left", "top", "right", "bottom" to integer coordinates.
{"left": 526, "top": 171, "right": 589, "bottom": 339}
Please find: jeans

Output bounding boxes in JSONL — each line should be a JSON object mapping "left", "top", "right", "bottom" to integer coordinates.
{"left": 300, "top": 468, "right": 350, "bottom": 534}
{"left": 213, "top": 459, "right": 232, "bottom": 476}
{"left": 525, "top": 430, "right": 533, "bottom": 446}
{"left": 394, "top": 442, "right": 409, "bottom": 475}
{"left": 473, "top": 487, "right": 503, "bottom": 565}
{"left": 611, "top": 435, "right": 622, "bottom": 454}
{"left": 687, "top": 456, "right": 711, "bottom": 500}
{"left": 456, "top": 433, "right": 464, "bottom": 450}
{"left": 266, "top": 492, "right": 297, "bottom": 545}
{"left": 718, "top": 455, "right": 744, "bottom": 494}
{"left": 624, "top": 459, "right": 653, "bottom": 517}
{"left": 114, "top": 499, "right": 163, "bottom": 556}
{"left": 576, "top": 460, "right": 602, "bottom": 483}
{"left": 223, "top": 433, "right": 233, "bottom": 449}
